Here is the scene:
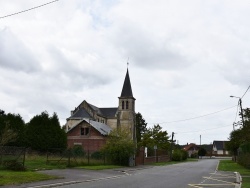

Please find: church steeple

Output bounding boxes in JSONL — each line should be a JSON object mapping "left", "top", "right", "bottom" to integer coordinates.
{"left": 117, "top": 68, "right": 136, "bottom": 143}
{"left": 120, "top": 69, "right": 134, "bottom": 99}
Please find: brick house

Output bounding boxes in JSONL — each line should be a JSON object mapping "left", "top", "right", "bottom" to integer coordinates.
{"left": 65, "top": 69, "right": 136, "bottom": 153}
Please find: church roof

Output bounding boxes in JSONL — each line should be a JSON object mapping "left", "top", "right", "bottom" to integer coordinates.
{"left": 99, "top": 108, "right": 118, "bottom": 118}
{"left": 70, "top": 108, "right": 91, "bottom": 119}
{"left": 120, "top": 69, "right": 134, "bottom": 98}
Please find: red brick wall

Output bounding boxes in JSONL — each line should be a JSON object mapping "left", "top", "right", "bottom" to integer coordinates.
{"left": 67, "top": 123, "right": 107, "bottom": 153}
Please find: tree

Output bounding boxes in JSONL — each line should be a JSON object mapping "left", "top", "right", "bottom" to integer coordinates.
{"left": 227, "top": 108, "right": 250, "bottom": 157}
{"left": 101, "top": 128, "right": 135, "bottom": 166}
{"left": 140, "top": 124, "right": 170, "bottom": 151}
{"left": 198, "top": 148, "right": 207, "bottom": 158}
{"left": 25, "top": 111, "right": 67, "bottom": 151}
{"left": 0, "top": 111, "right": 25, "bottom": 146}
{"left": 135, "top": 112, "right": 148, "bottom": 144}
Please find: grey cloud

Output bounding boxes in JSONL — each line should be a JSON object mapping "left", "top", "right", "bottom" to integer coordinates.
{"left": 0, "top": 28, "right": 40, "bottom": 73}
{"left": 110, "top": 25, "right": 189, "bottom": 70}
{"left": 46, "top": 45, "right": 112, "bottom": 90}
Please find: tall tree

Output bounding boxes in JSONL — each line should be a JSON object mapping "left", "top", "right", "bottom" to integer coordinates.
{"left": 0, "top": 111, "right": 25, "bottom": 146}
{"left": 135, "top": 112, "right": 147, "bottom": 144}
{"left": 25, "top": 111, "right": 67, "bottom": 151}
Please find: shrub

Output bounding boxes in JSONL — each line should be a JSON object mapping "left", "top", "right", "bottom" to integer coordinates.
{"left": 190, "top": 153, "right": 198, "bottom": 158}
{"left": 71, "top": 146, "right": 85, "bottom": 157}
{"left": 172, "top": 149, "right": 188, "bottom": 161}
{"left": 91, "top": 151, "right": 103, "bottom": 160}
{"left": 172, "top": 149, "right": 182, "bottom": 161}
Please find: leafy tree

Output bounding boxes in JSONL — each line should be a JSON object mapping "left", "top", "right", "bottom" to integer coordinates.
{"left": 25, "top": 111, "right": 67, "bottom": 151}
{"left": 140, "top": 124, "right": 170, "bottom": 151}
{"left": 0, "top": 111, "right": 25, "bottom": 146}
{"left": 227, "top": 108, "right": 250, "bottom": 157}
{"left": 135, "top": 112, "right": 147, "bottom": 144}
{"left": 101, "top": 128, "right": 135, "bottom": 166}
{"left": 198, "top": 148, "right": 207, "bottom": 157}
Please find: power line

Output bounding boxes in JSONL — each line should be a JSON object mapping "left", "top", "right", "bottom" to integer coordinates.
{"left": 148, "top": 105, "right": 237, "bottom": 125}
{"left": 176, "top": 124, "right": 231, "bottom": 134}
{"left": 0, "top": 0, "right": 59, "bottom": 19}
{"left": 241, "top": 85, "right": 250, "bottom": 99}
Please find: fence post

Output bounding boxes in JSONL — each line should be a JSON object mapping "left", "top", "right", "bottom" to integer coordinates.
{"left": 22, "top": 148, "right": 26, "bottom": 167}
{"left": 68, "top": 149, "right": 71, "bottom": 166}
{"left": 88, "top": 150, "right": 90, "bottom": 165}
{"left": 46, "top": 150, "right": 49, "bottom": 165}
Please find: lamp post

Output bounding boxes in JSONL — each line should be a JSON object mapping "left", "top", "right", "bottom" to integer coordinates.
{"left": 230, "top": 95, "right": 245, "bottom": 127}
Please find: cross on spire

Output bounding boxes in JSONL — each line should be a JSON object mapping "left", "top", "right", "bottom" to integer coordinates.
{"left": 127, "top": 57, "right": 129, "bottom": 68}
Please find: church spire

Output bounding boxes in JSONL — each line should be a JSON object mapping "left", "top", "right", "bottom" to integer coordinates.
{"left": 120, "top": 68, "right": 134, "bottom": 98}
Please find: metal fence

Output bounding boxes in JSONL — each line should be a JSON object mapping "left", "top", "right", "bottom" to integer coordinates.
{"left": 0, "top": 146, "right": 26, "bottom": 170}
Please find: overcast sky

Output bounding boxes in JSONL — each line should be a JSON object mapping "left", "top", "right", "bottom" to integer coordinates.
{"left": 1, "top": 0, "right": 250, "bottom": 145}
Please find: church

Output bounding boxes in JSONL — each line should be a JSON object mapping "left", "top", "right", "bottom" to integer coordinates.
{"left": 66, "top": 69, "right": 136, "bottom": 152}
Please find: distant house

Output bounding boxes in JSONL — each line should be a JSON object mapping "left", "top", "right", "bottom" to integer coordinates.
{"left": 212, "top": 141, "right": 229, "bottom": 155}
{"left": 183, "top": 143, "right": 200, "bottom": 157}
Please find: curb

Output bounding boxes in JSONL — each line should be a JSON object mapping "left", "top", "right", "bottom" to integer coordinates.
{"left": 27, "top": 175, "right": 126, "bottom": 188}
{"left": 234, "top": 172, "right": 242, "bottom": 188}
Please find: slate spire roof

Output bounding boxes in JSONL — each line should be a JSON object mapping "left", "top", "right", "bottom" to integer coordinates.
{"left": 120, "top": 68, "right": 134, "bottom": 98}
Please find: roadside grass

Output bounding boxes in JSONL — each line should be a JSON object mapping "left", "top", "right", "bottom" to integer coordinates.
{"left": 77, "top": 165, "right": 123, "bottom": 170}
{"left": 219, "top": 160, "right": 250, "bottom": 188}
{"left": 0, "top": 170, "right": 59, "bottom": 186}
{"left": 153, "top": 158, "right": 198, "bottom": 166}
{"left": 0, "top": 154, "right": 114, "bottom": 186}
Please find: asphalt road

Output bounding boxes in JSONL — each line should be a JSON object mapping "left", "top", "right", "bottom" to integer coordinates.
{"left": 56, "top": 159, "right": 220, "bottom": 188}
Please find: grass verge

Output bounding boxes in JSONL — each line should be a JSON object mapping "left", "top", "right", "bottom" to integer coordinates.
{"left": 219, "top": 160, "right": 250, "bottom": 188}
{"left": 0, "top": 170, "right": 59, "bottom": 186}
{"left": 77, "top": 165, "right": 123, "bottom": 170}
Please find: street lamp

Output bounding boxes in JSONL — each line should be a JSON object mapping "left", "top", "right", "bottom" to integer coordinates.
{"left": 230, "top": 95, "right": 245, "bottom": 127}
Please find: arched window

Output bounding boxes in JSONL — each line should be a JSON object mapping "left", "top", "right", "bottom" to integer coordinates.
{"left": 122, "top": 101, "right": 124, "bottom": 109}
{"left": 126, "top": 101, "right": 129, "bottom": 109}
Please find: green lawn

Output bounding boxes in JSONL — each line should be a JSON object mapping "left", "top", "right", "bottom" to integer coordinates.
{"left": 219, "top": 160, "right": 250, "bottom": 188}
{"left": 0, "top": 170, "right": 59, "bottom": 186}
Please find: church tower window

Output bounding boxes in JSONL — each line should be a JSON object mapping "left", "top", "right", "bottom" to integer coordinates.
{"left": 122, "top": 101, "right": 124, "bottom": 109}
{"left": 126, "top": 101, "right": 129, "bottom": 109}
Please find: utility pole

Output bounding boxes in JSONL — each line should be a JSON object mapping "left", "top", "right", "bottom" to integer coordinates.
{"left": 230, "top": 96, "right": 245, "bottom": 128}
{"left": 239, "top": 98, "right": 245, "bottom": 127}
{"left": 169, "top": 132, "right": 175, "bottom": 161}
{"left": 200, "top": 135, "right": 201, "bottom": 146}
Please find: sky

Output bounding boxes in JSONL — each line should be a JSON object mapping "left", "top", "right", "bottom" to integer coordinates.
{"left": 0, "top": 0, "right": 250, "bottom": 145}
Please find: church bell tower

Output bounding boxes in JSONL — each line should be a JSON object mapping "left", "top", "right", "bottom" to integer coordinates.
{"left": 117, "top": 69, "right": 136, "bottom": 140}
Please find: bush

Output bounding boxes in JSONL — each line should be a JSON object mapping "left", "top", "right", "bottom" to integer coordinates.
{"left": 172, "top": 149, "right": 188, "bottom": 161}
{"left": 181, "top": 150, "right": 188, "bottom": 160}
{"left": 190, "top": 153, "right": 198, "bottom": 158}
{"left": 91, "top": 151, "right": 103, "bottom": 160}
{"left": 2, "top": 160, "right": 25, "bottom": 171}
{"left": 238, "top": 142, "right": 250, "bottom": 169}
{"left": 71, "top": 146, "right": 85, "bottom": 157}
